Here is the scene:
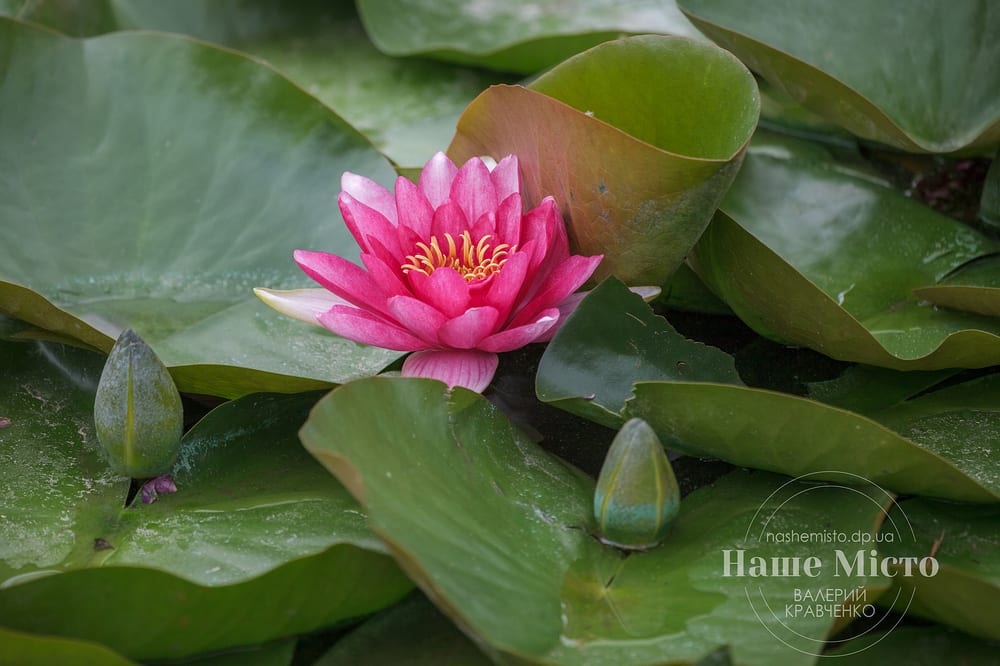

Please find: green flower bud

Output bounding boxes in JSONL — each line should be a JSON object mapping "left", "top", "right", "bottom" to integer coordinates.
{"left": 94, "top": 329, "right": 182, "bottom": 478}
{"left": 594, "top": 418, "right": 680, "bottom": 550}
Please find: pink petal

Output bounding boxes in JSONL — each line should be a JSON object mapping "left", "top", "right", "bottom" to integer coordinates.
{"left": 341, "top": 172, "right": 397, "bottom": 224}
{"left": 294, "top": 249, "right": 391, "bottom": 318}
{"left": 419, "top": 152, "right": 458, "bottom": 209}
{"left": 407, "top": 267, "right": 471, "bottom": 318}
{"left": 367, "top": 235, "right": 405, "bottom": 270}
{"left": 508, "top": 254, "right": 603, "bottom": 329}
{"left": 318, "top": 305, "right": 428, "bottom": 351}
{"left": 361, "top": 253, "right": 410, "bottom": 298}
{"left": 450, "top": 157, "right": 497, "bottom": 232}
{"left": 438, "top": 306, "right": 500, "bottom": 349}
{"left": 491, "top": 155, "right": 520, "bottom": 202}
{"left": 480, "top": 308, "right": 560, "bottom": 353}
{"left": 470, "top": 211, "right": 496, "bottom": 241}
{"left": 339, "top": 192, "right": 402, "bottom": 258}
{"left": 517, "top": 200, "right": 576, "bottom": 306}
{"left": 395, "top": 176, "right": 433, "bottom": 241}
{"left": 518, "top": 197, "right": 555, "bottom": 249}
{"left": 495, "top": 193, "right": 523, "bottom": 246}
{"left": 253, "top": 288, "right": 347, "bottom": 326}
{"left": 545, "top": 199, "right": 570, "bottom": 264}
{"left": 402, "top": 349, "right": 498, "bottom": 393}
{"left": 387, "top": 295, "right": 447, "bottom": 344}
{"left": 430, "top": 200, "right": 469, "bottom": 240}
{"left": 484, "top": 249, "right": 530, "bottom": 320}
{"left": 519, "top": 197, "right": 568, "bottom": 276}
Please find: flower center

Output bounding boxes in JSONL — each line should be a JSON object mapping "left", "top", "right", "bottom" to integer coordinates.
{"left": 401, "top": 231, "right": 514, "bottom": 282}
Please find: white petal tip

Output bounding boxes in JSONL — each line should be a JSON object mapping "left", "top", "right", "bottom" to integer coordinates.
{"left": 630, "top": 286, "right": 662, "bottom": 303}
{"left": 254, "top": 287, "right": 345, "bottom": 326}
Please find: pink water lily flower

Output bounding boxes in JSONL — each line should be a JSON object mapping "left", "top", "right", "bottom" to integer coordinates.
{"left": 255, "top": 152, "right": 602, "bottom": 392}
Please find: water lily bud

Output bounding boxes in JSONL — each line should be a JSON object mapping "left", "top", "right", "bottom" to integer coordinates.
{"left": 94, "top": 329, "right": 182, "bottom": 477}
{"left": 594, "top": 418, "right": 680, "bottom": 550}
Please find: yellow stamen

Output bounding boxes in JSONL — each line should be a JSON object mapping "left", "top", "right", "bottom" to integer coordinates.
{"left": 402, "top": 231, "right": 514, "bottom": 282}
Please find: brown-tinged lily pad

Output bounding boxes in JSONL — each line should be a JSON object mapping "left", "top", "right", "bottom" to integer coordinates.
{"left": 449, "top": 35, "right": 759, "bottom": 286}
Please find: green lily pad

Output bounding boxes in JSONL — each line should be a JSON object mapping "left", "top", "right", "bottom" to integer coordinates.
{"left": 449, "top": 35, "right": 759, "bottom": 286}
{"left": 878, "top": 499, "right": 1000, "bottom": 641}
{"left": 755, "top": 76, "right": 855, "bottom": 143}
{"left": 167, "top": 638, "right": 296, "bottom": 666}
{"left": 2, "top": 0, "right": 511, "bottom": 168}
{"left": 691, "top": 132, "right": 1000, "bottom": 370}
{"left": 657, "top": 262, "right": 734, "bottom": 315}
{"left": 301, "top": 377, "right": 895, "bottom": 665}
{"left": 0, "top": 0, "right": 119, "bottom": 35}
{"left": 806, "top": 364, "right": 960, "bottom": 415}
{"left": 315, "top": 594, "right": 494, "bottom": 666}
{"left": 355, "top": 0, "right": 704, "bottom": 74}
{"left": 246, "top": 26, "right": 508, "bottom": 170}
{"left": 537, "top": 278, "right": 742, "bottom": 428}
{"left": 0, "top": 629, "right": 296, "bottom": 666}
{"left": 0, "top": 17, "right": 403, "bottom": 397}
{"left": 536, "top": 264, "right": 999, "bottom": 502}
{"left": 0, "top": 339, "right": 411, "bottom": 660}
{"left": 0, "top": 628, "right": 137, "bottom": 666}
{"left": 824, "top": 626, "right": 1000, "bottom": 663}
{"left": 914, "top": 256, "right": 1000, "bottom": 318}
{"left": 678, "top": 0, "right": 1000, "bottom": 153}
{"left": 627, "top": 378, "right": 1000, "bottom": 503}
{"left": 864, "top": 371, "right": 1000, "bottom": 498}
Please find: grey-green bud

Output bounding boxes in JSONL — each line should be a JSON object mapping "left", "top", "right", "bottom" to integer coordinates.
{"left": 94, "top": 329, "right": 182, "bottom": 477}
{"left": 594, "top": 418, "right": 680, "bottom": 550}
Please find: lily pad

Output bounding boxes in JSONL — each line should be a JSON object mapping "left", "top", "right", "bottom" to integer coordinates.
{"left": 0, "top": 633, "right": 299, "bottom": 666}
{"left": 2, "top": 0, "right": 511, "bottom": 168}
{"left": 658, "top": 262, "right": 734, "bottom": 315}
{"left": 0, "top": 339, "right": 411, "bottom": 660}
{"left": 355, "top": 0, "right": 704, "bottom": 74}
{"left": 0, "top": 628, "right": 137, "bottom": 666}
{"left": 627, "top": 378, "right": 1000, "bottom": 503}
{"left": 315, "top": 594, "right": 494, "bottom": 666}
{"left": 864, "top": 371, "right": 1000, "bottom": 498}
{"left": 183, "top": 640, "right": 296, "bottom": 666}
{"left": 806, "top": 364, "right": 960, "bottom": 415}
{"left": 536, "top": 278, "right": 742, "bottom": 428}
{"left": 913, "top": 256, "right": 1000, "bottom": 318}
{"left": 755, "top": 76, "right": 855, "bottom": 143}
{"left": 691, "top": 132, "right": 1000, "bottom": 370}
{"left": 0, "top": 17, "right": 402, "bottom": 397}
{"left": 878, "top": 499, "right": 1000, "bottom": 641}
{"left": 449, "top": 35, "right": 759, "bottom": 286}
{"left": 678, "top": 0, "right": 1000, "bottom": 153}
{"left": 301, "top": 376, "right": 894, "bottom": 666}
{"left": 536, "top": 275, "right": 1000, "bottom": 502}
{"left": 824, "top": 626, "right": 1000, "bottom": 663}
